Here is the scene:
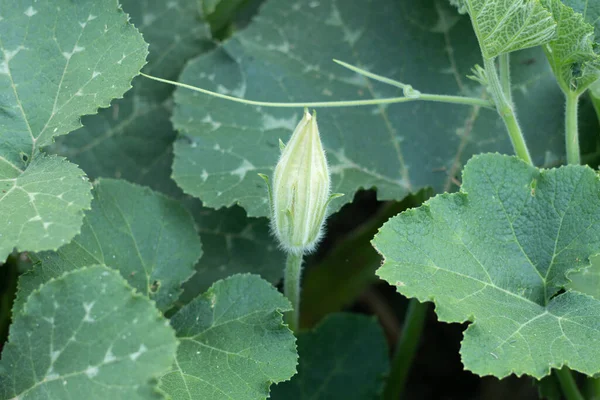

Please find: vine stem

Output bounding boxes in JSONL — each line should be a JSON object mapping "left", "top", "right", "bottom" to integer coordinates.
{"left": 284, "top": 252, "right": 303, "bottom": 332}
{"left": 498, "top": 53, "right": 512, "bottom": 104}
{"left": 483, "top": 58, "right": 533, "bottom": 165}
{"left": 140, "top": 73, "right": 495, "bottom": 109}
{"left": 555, "top": 368, "right": 585, "bottom": 400}
{"left": 565, "top": 92, "right": 581, "bottom": 165}
{"left": 586, "top": 377, "right": 600, "bottom": 400}
{"left": 383, "top": 300, "right": 428, "bottom": 400}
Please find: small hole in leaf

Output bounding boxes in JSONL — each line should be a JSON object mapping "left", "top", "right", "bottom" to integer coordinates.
{"left": 549, "top": 288, "right": 566, "bottom": 301}
{"left": 20, "top": 153, "right": 29, "bottom": 163}
{"left": 150, "top": 280, "right": 160, "bottom": 293}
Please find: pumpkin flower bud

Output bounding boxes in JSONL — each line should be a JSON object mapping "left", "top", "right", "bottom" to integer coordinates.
{"left": 261, "top": 110, "right": 342, "bottom": 255}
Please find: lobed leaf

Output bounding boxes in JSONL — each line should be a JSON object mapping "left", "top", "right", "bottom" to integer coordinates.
{"left": 373, "top": 153, "right": 600, "bottom": 378}
{"left": 0, "top": 266, "right": 178, "bottom": 400}
{"left": 450, "top": 0, "right": 556, "bottom": 58}
{"left": 541, "top": 0, "right": 600, "bottom": 94}
{"left": 270, "top": 313, "right": 389, "bottom": 400}
{"left": 159, "top": 274, "right": 297, "bottom": 400}
{"left": 18, "top": 179, "right": 202, "bottom": 312}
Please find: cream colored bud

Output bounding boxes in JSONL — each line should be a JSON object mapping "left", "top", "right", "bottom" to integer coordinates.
{"left": 271, "top": 110, "right": 338, "bottom": 254}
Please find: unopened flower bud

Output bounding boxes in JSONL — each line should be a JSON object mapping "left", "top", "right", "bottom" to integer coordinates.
{"left": 263, "top": 110, "right": 341, "bottom": 255}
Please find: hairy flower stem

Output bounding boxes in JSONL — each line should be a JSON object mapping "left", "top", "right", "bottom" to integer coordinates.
{"left": 566, "top": 92, "right": 581, "bottom": 165}
{"left": 484, "top": 58, "right": 533, "bottom": 165}
{"left": 284, "top": 252, "right": 303, "bottom": 332}
{"left": 555, "top": 368, "right": 585, "bottom": 400}
{"left": 383, "top": 300, "right": 428, "bottom": 400}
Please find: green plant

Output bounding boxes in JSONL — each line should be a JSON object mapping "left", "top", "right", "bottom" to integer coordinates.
{"left": 2, "top": 0, "right": 600, "bottom": 399}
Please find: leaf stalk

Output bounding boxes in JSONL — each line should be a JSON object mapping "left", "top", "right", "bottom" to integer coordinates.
{"left": 555, "top": 367, "right": 585, "bottom": 400}
{"left": 565, "top": 92, "right": 581, "bottom": 165}
{"left": 383, "top": 299, "right": 428, "bottom": 400}
{"left": 484, "top": 57, "right": 533, "bottom": 165}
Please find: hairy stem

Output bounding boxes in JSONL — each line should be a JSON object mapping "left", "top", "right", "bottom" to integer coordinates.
{"left": 484, "top": 58, "right": 533, "bottom": 165}
{"left": 565, "top": 92, "right": 581, "bottom": 165}
{"left": 499, "top": 53, "right": 512, "bottom": 104}
{"left": 284, "top": 252, "right": 303, "bottom": 332}
{"left": 383, "top": 300, "right": 428, "bottom": 400}
{"left": 555, "top": 368, "right": 585, "bottom": 400}
{"left": 141, "top": 73, "right": 495, "bottom": 109}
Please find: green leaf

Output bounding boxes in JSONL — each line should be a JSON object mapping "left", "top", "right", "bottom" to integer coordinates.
{"left": 0, "top": 0, "right": 148, "bottom": 259}
{"left": 373, "top": 153, "right": 600, "bottom": 378}
{"left": 561, "top": 0, "right": 600, "bottom": 40}
{"left": 170, "top": 0, "right": 577, "bottom": 218}
{"left": 159, "top": 274, "right": 297, "bottom": 400}
{"left": 0, "top": 0, "right": 148, "bottom": 167}
{"left": 178, "top": 200, "right": 284, "bottom": 303}
{"left": 0, "top": 155, "right": 92, "bottom": 261}
{"left": 270, "top": 313, "right": 389, "bottom": 400}
{"left": 0, "top": 266, "right": 178, "bottom": 399}
{"left": 17, "top": 179, "right": 202, "bottom": 312}
{"left": 448, "top": 0, "right": 556, "bottom": 58}
{"left": 541, "top": 0, "right": 600, "bottom": 94}
{"left": 50, "top": 0, "right": 211, "bottom": 198}
{"left": 568, "top": 253, "right": 600, "bottom": 298}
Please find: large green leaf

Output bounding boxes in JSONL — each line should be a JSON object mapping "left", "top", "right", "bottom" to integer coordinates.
{"left": 271, "top": 313, "right": 389, "bottom": 400}
{"left": 170, "top": 0, "right": 580, "bottom": 218}
{"left": 47, "top": 0, "right": 284, "bottom": 296}
{"left": 0, "top": 155, "right": 92, "bottom": 261}
{"left": 0, "top": 266, "right": 178, "bottom": 399}
{"left": 456, "top": 0, "right": 556, "bottom": 58}
{"left": 373, "top": 153, "right": 600, "bottom": 378}
{"left": 0, "top": 0, "right": 148, "bottom": 259}
{"left": 50, "top": 0, "right": 211, "bottom": 197}
{"left": 0, "top": 0, "right": 147, "bottom": 166}
{"left": 541, "top": 0, "right": 600, "bottom": 94}
{"left": 159, "top": 274, "right": 297, "bottom": 400}
{"left": 18, "top": 179, "right": 202, "bottom": 312}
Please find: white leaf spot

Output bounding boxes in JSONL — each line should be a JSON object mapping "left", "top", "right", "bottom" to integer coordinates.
{"left": 92, "top": 71, "right": 100, "bottom": 79}
{"left": 201, "top": 114, "right": 221, "bottom": 131}
{"left": 85, "top": 366, "right": 99, "bottom": 378}
{"left": 24, "top": 6, "right": 37, "bottom": 17}
{"left": 129, "top": 344, "right": 147, "bottom": 361}
{"left": 230, "top": 159, "right": 255, "bottom": 180}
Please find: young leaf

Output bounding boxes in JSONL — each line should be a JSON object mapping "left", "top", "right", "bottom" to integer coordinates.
{"left": 18, "top": 179, "right": 202, "bottom": 312}
{"left": 459, "top": 0, "right": 556, "bottom": 58}
{"left": 159, "top": 274, "right": 298, "bottom": 400}
{"left": 170, "top": 0, "right": 576, "bottom": 218}
{"left": 270, "top": 313, "right": 389, "bottom": 400}
{"left": 0, "top": 266, "right": 178, "bottom": 399}
{"left": 0, "top": 0, "right": 148, "bottom": 259}
{"left": 540, "top": 0, "right": 600, "bottom": 94}
{"left": 373, "top": 153, "right": 600, "bottom": 378}
{"left": 0, "top": 155, "right": 92, "bottom": 261}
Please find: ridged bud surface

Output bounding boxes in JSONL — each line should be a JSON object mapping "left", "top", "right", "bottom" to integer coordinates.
{"left": 272, "top": 111, "right": 330, "bottom": 254}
